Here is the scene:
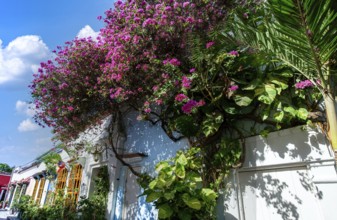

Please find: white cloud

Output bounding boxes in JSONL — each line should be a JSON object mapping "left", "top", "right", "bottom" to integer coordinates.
{"left": 76, "top": 25, "right": 99, "bottom": 40}
{"left": 18, "top": 119, "right": 39, "bottom": 132}
{"left": 0, "top": 36, "right": 50, "bottom": 85}
{"left": 16, "top": 100, "right": 36, "bottom": 117}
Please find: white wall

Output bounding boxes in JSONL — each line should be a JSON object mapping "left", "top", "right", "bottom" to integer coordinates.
{"left": 219, "top": 126, "right": 337, "bottom": 220}
{"left": 123, "top": 111, "right": 189, "bottom": 175}
{"left": 109, "top": 111, "right": 189, "bottom": 220}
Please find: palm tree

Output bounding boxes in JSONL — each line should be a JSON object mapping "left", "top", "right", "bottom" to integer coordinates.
{"left": 229, "top": 0, "right": 337, "bottom": 149}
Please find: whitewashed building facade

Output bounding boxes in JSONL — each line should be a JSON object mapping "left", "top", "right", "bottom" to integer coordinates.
{"left": 6, "top": 111, "right": 337, "bottom": 220}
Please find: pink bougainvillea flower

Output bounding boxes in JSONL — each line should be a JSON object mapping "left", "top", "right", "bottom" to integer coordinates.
{"left": 228, "top": 50, "right": 239, "bottom": 57}
{"left": 197, "top": 99, "right": 206, "bottom": 106}
{"left": 206, "top": 41, "right": 215, "bottom": 49}
{"left": 169, "top": 58, "right": 181, "bottom": 66}
{"left": 175, "top": 93, "right": 188, "bottom": 102}
{"left": 182, "top": 76, "right": 191, "bottom": 89}
{"left": 182, "top": 100, "right": 198, "bottom": 114}
{"left": 155, "top": 99, "right": 163, "bottom": 105}
{"left": 189, "top": 68, "right": 196, "bottom": 73}
{"left": 30, "top": 0, "right": 231, "bottom": 141}
{"left": 186, "top": 17, "right": 194, "bottom": 23}
{"left": 163, "top": 59, "right": 169, "bottom": 65}
{"left": 163, "top": 58, "right": 181, "bottom": 66}
{"left": 67, "top": 106, "right": 74, "bottom": 111}
{"left": 229, "top": 85, "right": 239, "bottom": 91}
{"left": 295, "top": 80, "right": 314, "bottom": 89}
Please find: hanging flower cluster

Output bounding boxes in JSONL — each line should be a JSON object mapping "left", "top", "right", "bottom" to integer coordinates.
{"left": 30, "top": 38, "right": 114, "bottom": 140}
{"left": 30, "top": 0, "right": 231, "bottom": 140}
{"left": 98, "top": 0, "right": 230, "bottom": 105}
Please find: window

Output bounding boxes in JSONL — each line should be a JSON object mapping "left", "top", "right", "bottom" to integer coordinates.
{"left": 12, "top": 185, "right": 21, "bottom": 204}
{"left": 31, "top": 179, "right": 39, "bottom": 201}
{"left": 35, "top": 177, "right": 45, "bottom": 205}
{"left": 67, "top": 164, "right": 83, "bottom": 204}
{"left": 44, "top": 179, "right": 56, "bottom": 205}
{"left": 55, "top": 168, "right": 68, "bottom": 193}
{"left": 21, "top": 184, "right": 28, "bottom": 197}
{"left": 7, "top": 186, "right": 15, "bottom": 206}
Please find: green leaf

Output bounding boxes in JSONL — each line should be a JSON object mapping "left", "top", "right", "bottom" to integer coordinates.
{"left": 271, "top": 79, "right": 288, "bottom": 90}
{"left": 297, "top": 108, "right": 308, "bottom": 120}
{"left": 175, "top": 115, "right": 199, "bottom": 137}
{"left": 278, "top": 70, "right": 293, "bottom": 78}
{"left": 164, "top": 191, "right": 175, "bottom": 200}
{"left": 260, "top": 129, "right": 270, "bottom": 137}
{"left": 182, "top": 194, "right": 202, "bottom": 210}
{"left": 201, "top": 188, "right": 218, "bottom": 203}
{"left": 273, "top": 111, "right": 284, "bottom": 122}
{"left": 257, "top": 84, "right": 277, "bottom": 104}
{"left": 176, "top": 154, "right": 187, "bottom": 166}
{"left": 178, "top": 211, "right": 192, "bottom": 220}
{"left": 284, "top": 106, "right": 296, "bottom": 117}
{"left": 223, "top": 106, "right": 238, "bottom": 114}
{"left": 176, "top": 163, "right": 186, "bottom": 179}
{"left": 164, "top": 174, "right": 176, "bottom": 187}
{"left": 149, "top": 180, "right": 157, "bottom": 189}
{"left": 202, "top": 113, "right": 224, "bottom": 137}
{"left": 186, "top": 172, "right": 202, "bottom": 183}
{"left": 233, "top": 94, "right": 253, "bottom": 106}
{"left": 238, "top": 105, "right": 255, "bottom": 115}
{"left": 242, "top": 79, "right": 260, "bottom": 90}
{"left": 156, "top": 177, "right": 167, "bottom": 189}
{"left": 261, "top": 108, "right": 270, "bottom": 121}
{"left": 158, "top": 204, "right": 173, "bottom": 219}
{"left": 156, "top": 161, "right": 169, "bottom": 172}
{"left": 146, "top": 192, "right": 161, "bottom": 202}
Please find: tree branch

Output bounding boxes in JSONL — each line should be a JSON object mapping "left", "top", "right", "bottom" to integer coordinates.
{"left": 107, "top": 112, "right": 143, "bottom": 178}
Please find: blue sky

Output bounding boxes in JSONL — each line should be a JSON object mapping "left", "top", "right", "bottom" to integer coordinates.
{"left": 0, "top": 0, "right": 113, "bottom": 167}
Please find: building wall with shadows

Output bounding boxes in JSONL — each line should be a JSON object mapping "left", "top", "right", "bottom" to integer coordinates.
{"left": 113, "top": 111, "right": 189, "bottom": 220}
{"left": 73, "top": 115, "right": 337, "bottom": 220}
{"left": 218, "top": 126, "right": 337, "bottom": 220}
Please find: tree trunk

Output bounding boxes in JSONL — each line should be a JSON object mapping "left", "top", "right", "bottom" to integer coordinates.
{"left": 323, "top": 93, "right": 337, "bottom": 150}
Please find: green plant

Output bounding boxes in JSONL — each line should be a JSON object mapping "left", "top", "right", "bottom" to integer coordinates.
{"left": 13, "top": 193, "right": 77, "bottom": 220}
{"left": 0, "top": 163, "right": 12, "bottom": 173}
{"left": 140, "top": 148, "right": 218, "bottom": 220}
{"left": 77, "top": 166, "right": 109, "bottom": 220}
{"left": 41, "top": 151, "right": 62, "bottom": 178}
{"left": 230, "top": 0, "right": 337, "bottom": 148}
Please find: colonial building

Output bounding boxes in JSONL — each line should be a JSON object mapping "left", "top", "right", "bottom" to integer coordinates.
{"left": 6, "top": 147, "right": 85, "bottom": 209}
{"left": 0, "top": 172, "right": 11, "bottom": 208}
{"left": 5, "top": 111, "right": 337, "bottom": 220}
{"left": 5, "top": 112, "right": 186, "bottom": 219}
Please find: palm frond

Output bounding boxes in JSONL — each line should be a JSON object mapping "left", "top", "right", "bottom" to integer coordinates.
{"left": 228, "top": 0, "right": 337, "bottom": 89}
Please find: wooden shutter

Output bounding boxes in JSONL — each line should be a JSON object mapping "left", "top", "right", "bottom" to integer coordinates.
{"left": 35, "top": 177, "right": 45, "bottom": 205}
{"left": 67, "top": 164, "right": 83, "bottom": 204}
{"left": 56, "top": 168, "right": 68, "bottom": 193}
{"left": 31, "top": 179, "right": 39, "bottom": 201}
